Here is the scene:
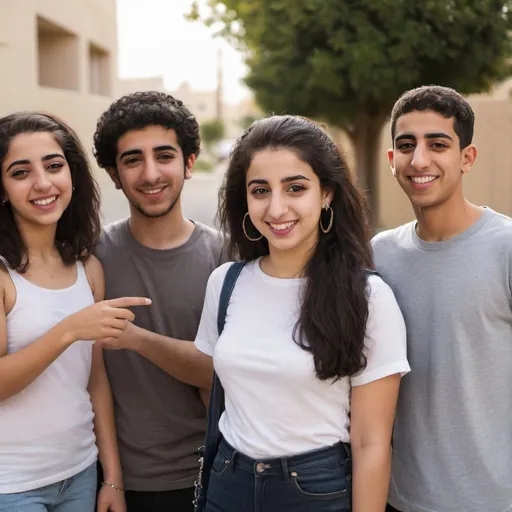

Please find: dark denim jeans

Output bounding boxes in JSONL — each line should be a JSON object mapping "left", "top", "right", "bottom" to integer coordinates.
{"left": 205, "top": 438, "right": 352, "bottom": 512}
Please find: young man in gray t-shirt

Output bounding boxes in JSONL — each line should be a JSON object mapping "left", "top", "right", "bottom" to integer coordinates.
{"left": 373, "top": 85, "right": 512, "bottom": 512}
{"left": 92, "top": 92, "right": 226, "bottom": 511}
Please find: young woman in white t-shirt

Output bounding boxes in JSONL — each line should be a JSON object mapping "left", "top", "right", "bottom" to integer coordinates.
{"left": 194, "top": 115, "right": 410, "bottom": 511}
{"left": 0, "top": 112, "right": 150, "bottom": 511}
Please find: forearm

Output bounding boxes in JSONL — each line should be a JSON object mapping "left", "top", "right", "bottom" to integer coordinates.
{"left": 351, "top": 444, "right": 392, "bottom": 512}
{"left": 132, "top": 327, "right": 213, "bottom": 389}
{"left": 89, "top": 348, "right": 123, "bottom": 484}
{"left": 0, "top": 323, "right": 74, "bottom": 402}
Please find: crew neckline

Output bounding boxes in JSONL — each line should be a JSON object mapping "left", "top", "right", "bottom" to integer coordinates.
{"left": 252, "top": 256, "right": 305, "bottom": 286}
{"left": 122, "top": 218, "right": 203, "bottom": 259}
{"left": 410, "top": 207, "right": 494, "bottom": 251}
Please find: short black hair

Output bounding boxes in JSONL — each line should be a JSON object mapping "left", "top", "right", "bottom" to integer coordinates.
{"left": 93, "top": 91, "right": 201, "bottom": 170}
{"left": 390, "top": 85, "right": 475, "bottom": 149}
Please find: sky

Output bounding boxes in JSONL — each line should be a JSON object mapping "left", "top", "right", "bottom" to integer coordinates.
{"left": 116, "top": 0, "right": 250, "bottom": 104}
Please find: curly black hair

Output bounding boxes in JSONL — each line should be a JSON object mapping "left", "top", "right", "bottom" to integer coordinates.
{"left": 93, "top": 91, "right": 201, "bottom": 170}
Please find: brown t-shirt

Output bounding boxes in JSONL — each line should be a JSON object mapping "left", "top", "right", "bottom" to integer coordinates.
{"left": 95, "top": 219, "right": 227, "bottom": 492}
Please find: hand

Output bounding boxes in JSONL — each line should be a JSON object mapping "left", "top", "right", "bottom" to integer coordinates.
{"left": 62, "top": 297, "right": 151, "bottom": 343}
{"left": 96, "top": 319, "right": 142, "bottom": 351}
{"left": 97, "top": 484, "right": 126, "bottom": 512}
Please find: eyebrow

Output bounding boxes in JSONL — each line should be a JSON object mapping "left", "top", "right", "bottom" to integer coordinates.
{"left": 6, "top": 153, "right": 65, "bottom": 172}
{"left": 119, "top": 145, "right": 178, "bottom": 160}
{"left": 247, "top": 174, "right": 311, "bottom": 187}
{"left": 395, "top": 132, "right": 453, "bottom": 143}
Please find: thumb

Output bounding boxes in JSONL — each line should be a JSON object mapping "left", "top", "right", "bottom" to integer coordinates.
{"left": 96, "top": 500, "right": 109, "bottom": 512}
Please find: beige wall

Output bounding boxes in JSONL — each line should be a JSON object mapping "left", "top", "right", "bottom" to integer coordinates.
{"left": 0, "top": 0, "right": 118, "bottom": 199}
{"left": 376, "top": 93, "right": 512, "bottom": 229}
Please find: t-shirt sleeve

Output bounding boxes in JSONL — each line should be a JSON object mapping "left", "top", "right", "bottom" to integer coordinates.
{"left": 194, "top": 262, "right": 232, "bottom": 357}
{"left": 351, "top": 275, "right": 410, "bottom": 387}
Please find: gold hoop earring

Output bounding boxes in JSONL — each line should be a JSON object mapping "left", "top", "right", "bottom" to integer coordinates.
{"left": 320, "top": 204, "right": 334, "bottom": 233}
{"left": 242, "top": 212, "right": 263, "bottom": 241}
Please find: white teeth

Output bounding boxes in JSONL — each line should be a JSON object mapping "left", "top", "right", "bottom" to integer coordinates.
{"left": 269, "top": 221, "right": 296, "bottom": 231}
{"left": 141, "top": 187, "right": 165, "bottom": 195}
{"left": 411, "top": 176, "right": 437, "bottom": 184}
{"left": 33, "top": 196, "right": 57, "bottom": 205}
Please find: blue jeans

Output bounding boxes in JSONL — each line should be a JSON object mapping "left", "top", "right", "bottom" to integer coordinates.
{"left": 205, "top": 438, "right": 352, "bottom": 512}
{"left": 0, "top": 462, "right": 97, "bottom": 512}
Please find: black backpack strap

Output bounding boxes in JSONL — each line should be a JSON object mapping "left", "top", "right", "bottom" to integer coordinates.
{"left": 195, "top": 262, "right": 245, "bottom": 510}
{"left": 216, "top": 261, "right": 246, "bottom": 335}
{"left": 365, "top": 268, "right": 381, "bottom": 278}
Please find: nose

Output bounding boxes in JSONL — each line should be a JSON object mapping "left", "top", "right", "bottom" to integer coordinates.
{"left": 411, "top": 144, "right": 431, "bottom": 171}
{"left": 267, "top": 191, "right": 288, "bottom": 219}
{"left": 141, "top": 157, "right": 160, "bottom": 183}
{"left": 33, "top": 169, "right": 52, "bottom": 192}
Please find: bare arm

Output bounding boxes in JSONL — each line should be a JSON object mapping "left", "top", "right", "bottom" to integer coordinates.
{"left": 85, "top": 257, "right": 123, "bottom": 486}
{"left": 0, "top": 262, "right": 151, "bottom": 403}
{"left": 350, "top": 374, "right": 401, "bottom": 512}
{"left": 0, "top": 267, "right": 76, "bottom": 401}
{"left": 97, "top": 323, "right": 214, "bottom": 390}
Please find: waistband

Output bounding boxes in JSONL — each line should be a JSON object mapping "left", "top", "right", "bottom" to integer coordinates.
{"left": 217, "top": 438, "right": 351, "bottom": 478}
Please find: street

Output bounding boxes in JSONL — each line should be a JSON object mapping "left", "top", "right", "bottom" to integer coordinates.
{"left": 99, "top": 166, "right": 225, "bottom": 228}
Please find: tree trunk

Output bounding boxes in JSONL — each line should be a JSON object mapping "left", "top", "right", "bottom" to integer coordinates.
{"left": 350, "top": 112, "right": 387, "bottom": 227}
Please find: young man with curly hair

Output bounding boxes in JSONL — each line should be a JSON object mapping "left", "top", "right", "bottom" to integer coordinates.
{"left": 373, "top": 85, "right": 512, "bottom": 512}
{"left": 93, "top": 92, "right": 226, "bottom": 512}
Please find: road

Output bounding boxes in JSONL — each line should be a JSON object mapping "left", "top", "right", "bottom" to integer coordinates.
{"left": 99, "top": 166, "right": 225, "bottom": 228}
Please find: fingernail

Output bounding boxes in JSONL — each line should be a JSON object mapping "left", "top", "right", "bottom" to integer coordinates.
{"left": 145, "top": 298, "right": 152, "bottom": 305}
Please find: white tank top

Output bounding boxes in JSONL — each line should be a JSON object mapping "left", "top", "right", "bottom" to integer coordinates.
{"left": 0, "top": 258, "right": 98, "bottom": 493}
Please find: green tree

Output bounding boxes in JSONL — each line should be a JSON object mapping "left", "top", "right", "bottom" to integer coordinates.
{"left": 190, "top": 0, "right": 512, "bottom": 218}
{"left": 200, "top": 119, "right": 225, "bottom": 152}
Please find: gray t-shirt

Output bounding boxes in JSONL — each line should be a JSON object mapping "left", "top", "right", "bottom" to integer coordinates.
{"left": 95, "top": 219, "right": 227, "bottom": 492}
{"left": 372, "top": 208, "right": 512, "bottom": 512}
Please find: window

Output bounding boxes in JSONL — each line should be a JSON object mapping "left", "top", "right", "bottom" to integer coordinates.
{"left": 89, "top": 43, "right": 111, "bottom": 96}
{"left": 37, "top": 16, "right": 79, "bottom": 91}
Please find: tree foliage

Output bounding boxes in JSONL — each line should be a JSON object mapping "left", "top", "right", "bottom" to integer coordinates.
{"left": 200, "top": 119, "right": 225, "bottom": 150}
{"left": 191, "top": 0, "right": 512, "bottom": 218}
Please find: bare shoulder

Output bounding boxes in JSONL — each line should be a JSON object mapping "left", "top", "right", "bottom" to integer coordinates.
{"left": 84, "top": 255, "right": 105, "bottom": 301}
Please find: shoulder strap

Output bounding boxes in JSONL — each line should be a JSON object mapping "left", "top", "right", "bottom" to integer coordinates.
{"left": 200, "top": 262, "right": 246, "bottom": 503}
{"left": 216, "top": 261, "right": 246, "bottom": 336}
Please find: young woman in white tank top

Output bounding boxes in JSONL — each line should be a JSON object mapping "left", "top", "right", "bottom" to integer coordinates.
{"left": 0, "top": 113, "right": 150, "bottom": 512}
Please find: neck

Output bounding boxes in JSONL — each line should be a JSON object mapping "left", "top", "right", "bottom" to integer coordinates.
{"left": 128, "top": 200, "right": 195, "bottom": 250}
{"left": 17, "top": 219, "right": 59, "bottom": 262}
{"left": 414, "top": 194, "right": 484, "bottom": 242}
{"left": 262, "top": 232, "right": 318, "bottom": 279}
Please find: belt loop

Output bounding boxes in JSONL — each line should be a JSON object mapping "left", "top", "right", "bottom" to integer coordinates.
{"left": 344, "top": 442, "right": 352, "bottom": 459}
{"left": 229, "top": 449, "right": 239, "bottom": 472}
{"left": 280, "top": 457, "right": 290, "bottom": 482}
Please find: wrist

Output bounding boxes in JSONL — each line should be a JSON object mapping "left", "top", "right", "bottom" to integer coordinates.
{"left": 53, "top": 322, "right": 77, "bottom": 348}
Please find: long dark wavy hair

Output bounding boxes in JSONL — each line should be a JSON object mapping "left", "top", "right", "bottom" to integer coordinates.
{"left": 218, "top": 115, "right": 374, "bottom": 380}
{"left": 0, "top": 112, "right": 101, "bottom": 272}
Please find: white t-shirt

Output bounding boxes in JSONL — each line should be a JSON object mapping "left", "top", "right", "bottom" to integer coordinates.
{"left": 195, "top": 259, "right": 410, "bottom": 459}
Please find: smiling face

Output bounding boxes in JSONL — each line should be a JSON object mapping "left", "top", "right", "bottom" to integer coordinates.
{"left": 389, "top": 109, "right": 477, "bottom": 210}
{"left": 1, "top": 131, "right": 73, "bottom": 229}
{"left": 246, "top": 148, "right": 332, "bottom": 256}
{"left": 110, "top": 125, "right": 195, "bottom": 219}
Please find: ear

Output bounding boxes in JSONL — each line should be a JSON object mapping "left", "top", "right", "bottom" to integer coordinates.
{"left": 461, "top": 144, "right": 477, "bottom": 174}
{"left": 185, "top": 154, "right": 196, "bottom": 180}
{"left": 106, "top": 168, "right": 122, "bottom": 190}
{"left": 387, "top": 148, "right": 396, "bottom": 177}
{"left": 321, "top": 187, "right": 334, "bottom": 206}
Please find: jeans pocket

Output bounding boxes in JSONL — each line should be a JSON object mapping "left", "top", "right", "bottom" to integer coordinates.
{"left": 290, "top": 462, "right": 349, "bottom": 501}
{"left": 210, "top": 451, "right": 230, "bottom": 477}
